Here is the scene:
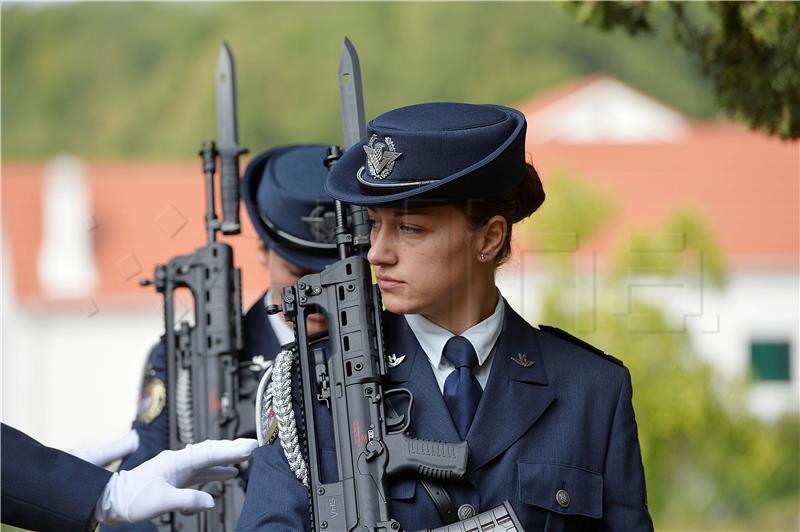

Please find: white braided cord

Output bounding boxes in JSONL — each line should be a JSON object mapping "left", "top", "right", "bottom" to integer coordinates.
{"left": 176, "top": 366, "right": 194, "bottom": 444}
{"left": 268, "top": 347, "right": 309, "bottom": 487}
{"left": 255, "top": 360, "right": 274, "bottom": 446}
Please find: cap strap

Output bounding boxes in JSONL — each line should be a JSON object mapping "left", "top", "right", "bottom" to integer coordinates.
{"left": 356, "top": 165, "right": 437, "bottom": 188}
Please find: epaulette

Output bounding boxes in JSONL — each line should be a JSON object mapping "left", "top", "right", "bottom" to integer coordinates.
{"left": 538, "top": 325, "right": 624, "bottom": 367}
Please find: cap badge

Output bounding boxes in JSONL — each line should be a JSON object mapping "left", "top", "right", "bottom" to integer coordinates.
{"left": 301, "top": 205, "right": 337, "bottom": 243}
{"left": 386, "top": 353, "right": 406, "bottom": 368}
{"left": 363, "top": 134, "right": 402, "bottom": 179}
{"left": 510, "top": 353, "right": 535, "bottom": 368}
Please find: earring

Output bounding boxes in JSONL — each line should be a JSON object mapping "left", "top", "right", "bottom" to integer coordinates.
{"left": 479, "top": 253, "right": 486, "bottom": 262}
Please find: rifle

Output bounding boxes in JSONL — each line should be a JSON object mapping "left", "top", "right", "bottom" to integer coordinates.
{"left": 271, "top": 38, "right": 524, "bottom": 532}
{"left": 141, "top": 42, "right": 247, "bottom": 532}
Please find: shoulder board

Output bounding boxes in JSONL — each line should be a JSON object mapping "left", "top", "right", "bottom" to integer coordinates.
{"left": 538, "top": 325, "right": 624, "bottom": 367}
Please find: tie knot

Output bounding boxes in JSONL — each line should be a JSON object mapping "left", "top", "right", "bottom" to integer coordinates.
{"left": 442, "top": 336, "right": 479, "bottom": 369}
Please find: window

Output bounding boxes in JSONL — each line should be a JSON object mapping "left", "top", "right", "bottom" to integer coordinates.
{"left": 750, "top": 340, "right": 791, "bottom": 381}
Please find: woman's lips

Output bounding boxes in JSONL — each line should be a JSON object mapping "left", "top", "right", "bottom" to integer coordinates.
{"left": 376, "top": 276, "right": 404, "bottom": 290}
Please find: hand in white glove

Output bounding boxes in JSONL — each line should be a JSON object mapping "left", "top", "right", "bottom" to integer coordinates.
{"left": 65, "top": 429, "right": 140, "bottom": 467}
{"left": 94, "top": 438, "right": 258, "bottom": 525}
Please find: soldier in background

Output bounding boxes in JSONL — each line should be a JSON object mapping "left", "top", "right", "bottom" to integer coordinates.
{"left": 106, "top": 144, "right": 340, "bottom": 530}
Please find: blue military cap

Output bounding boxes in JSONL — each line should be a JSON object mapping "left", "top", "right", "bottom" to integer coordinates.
{"left": 326, "top": 102, "right": 528, "bottom": 205}
{"left": 242, "top": 144, "right": 340, "bottom": 271}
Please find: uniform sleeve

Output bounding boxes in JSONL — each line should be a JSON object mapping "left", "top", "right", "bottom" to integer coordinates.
{"left": 1, "top": 423, "right": 112, "bottom": 532}
{"left": 602, "top": 368, "right": 654, "bottom": 531}
{"left": 236, "top": 443, "right": 311, "bottom": 531}
{"left": 118, "top": 341, "right": 168, "bottom": 472}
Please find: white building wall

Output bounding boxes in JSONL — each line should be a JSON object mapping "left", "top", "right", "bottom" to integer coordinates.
{"left": 496, "top": 252, "right": 799, "bottom": 421}
{"left": 2, "top": 303, "right": 163, "bottom": 450}
{"left": 682, "top": 270, "right": 799, "bottom": 421}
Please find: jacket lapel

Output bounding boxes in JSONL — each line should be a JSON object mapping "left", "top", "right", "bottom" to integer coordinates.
{"left": 466, "top": 305, "right": 556, "bottom": 471}
{"left": 384, "top": 313, "right": 461, "bottom": 443}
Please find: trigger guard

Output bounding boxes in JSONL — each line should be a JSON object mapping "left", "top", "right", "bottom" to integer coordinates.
{"left": 384, "top": 388, "right": 414, "bottom": 433}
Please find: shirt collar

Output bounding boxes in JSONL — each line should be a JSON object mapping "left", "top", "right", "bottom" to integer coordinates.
{"left": 264, "top": 288, "right": 296, "bottom": 346}
{"left": 405, "top": 290, "right": 505, "bottom": 369}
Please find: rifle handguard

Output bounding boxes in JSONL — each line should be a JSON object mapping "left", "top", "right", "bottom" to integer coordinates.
{"left": 384, "top": 433, "right": 468, "bottom": 481}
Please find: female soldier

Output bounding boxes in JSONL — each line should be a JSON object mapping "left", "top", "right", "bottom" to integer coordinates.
{"left": 239, "top": 103, "right": 653, "bottom": 531}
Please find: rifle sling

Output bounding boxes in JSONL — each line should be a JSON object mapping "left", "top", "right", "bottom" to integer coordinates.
{"left": 420, "top": 479, "right": 458, "bottom": 525}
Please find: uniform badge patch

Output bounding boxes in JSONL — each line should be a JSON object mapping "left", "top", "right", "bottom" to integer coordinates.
{"left": 137, "top": 377, "right": 166, "bottom": 424}
{"left": 263, "top": 404, "right": 279, "bottom": 445}
{"left": 363, "top": 134, "right": 402, "bottom": 179}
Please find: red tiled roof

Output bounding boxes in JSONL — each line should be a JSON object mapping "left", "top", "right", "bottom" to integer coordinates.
{"left": 2, "top": 161, "right": 271, "bottom": 308}
{"left": 523, "top": 120, "right": 799, "bottom": 269}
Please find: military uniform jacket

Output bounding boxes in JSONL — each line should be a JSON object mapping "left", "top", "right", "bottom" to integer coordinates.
{"left": 238, "top": 304, "right": 654, "bottom": 531}
{"left": 1, "top": 423, "right": 112, "bottom": 532}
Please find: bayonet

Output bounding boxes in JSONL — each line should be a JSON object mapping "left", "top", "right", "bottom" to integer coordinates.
{"left": 339, "top": 37, "right": 367, "bottom": 150}
{"left": 338, "top": 37, "right": 371, "bottom": 250}
{"left": 216, "top": 42, "right": 247, "bottom": 234}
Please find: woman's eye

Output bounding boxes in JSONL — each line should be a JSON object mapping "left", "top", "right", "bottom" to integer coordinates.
{"left": 368, "top": 219, "right": 379, "bottom": 230}
{"left": 399, "top": 224, "right": 421, "bottom": 234}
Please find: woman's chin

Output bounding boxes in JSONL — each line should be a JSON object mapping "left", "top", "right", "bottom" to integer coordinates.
{"left": 381, "top": 292, "right": 422, "bottom": 315}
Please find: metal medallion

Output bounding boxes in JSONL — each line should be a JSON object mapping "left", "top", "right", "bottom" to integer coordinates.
{"left": 301, "top": 205, "right": 338, "bottom": 243}
{"left": 137, "top": 377, "right": 167, "bottom": 424}
{"left": 556, "top": 489, "right": 570, "bottom": 508}
{"left": 363, "top": 134, "right": 402, "bottom": 179}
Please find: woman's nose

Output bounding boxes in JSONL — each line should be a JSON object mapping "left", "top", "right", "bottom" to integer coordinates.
{"left": 367, "top": 228, "right": 396, "bottom": 266}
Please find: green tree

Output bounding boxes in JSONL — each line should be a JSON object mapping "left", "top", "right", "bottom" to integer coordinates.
{"left": 2, "top": 2, "right": 716, "bottom": 159}
{"left": 569, "top": 1, "right": 800, "bottom": 139}
{"left": 519, "top": 170, "right": 799, "bottom": 529}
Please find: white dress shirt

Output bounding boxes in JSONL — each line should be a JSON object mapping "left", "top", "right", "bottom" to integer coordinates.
{"left": 405, "top": 291, "right": 505, "bottom": 392}
{"left": 264, "top": 288, "right": 296, "bottom": 346}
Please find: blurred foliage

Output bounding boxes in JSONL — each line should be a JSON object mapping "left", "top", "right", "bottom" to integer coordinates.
{"left": 1, "top": 2, "right": 717, "bottom": 160}
{"left": 610, "top": 208, "right": 727, "bottom": 290}
{"left": 569, "top": 1, "right": 800, "bottom": 139}
{"left": 519, "top": 168, "right": 617, "bottom": 271}
{"left": 522, "top": 171, "right": 799, "bottom": 529}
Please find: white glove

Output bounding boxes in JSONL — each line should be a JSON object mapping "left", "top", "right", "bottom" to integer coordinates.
{"left": 94, "top": 438, "right": 258, "bottom": 525}
{"left": 65, "top": 429, "right": 140, "bottom": 467}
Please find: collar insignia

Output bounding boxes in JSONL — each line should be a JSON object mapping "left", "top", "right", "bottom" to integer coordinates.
{"left": 386, "top": 353, "right": 406, "bottom": 368}
{"left": 363, "top": 134, "right": 402, "bottom": 179}
{"left": 301, "top": 205, "right": 337, "bottom": 243}
{"left": 510, "top": 353, "right": 534, "bottom": 368}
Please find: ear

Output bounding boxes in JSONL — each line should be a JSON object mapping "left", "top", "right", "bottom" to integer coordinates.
{"left": 256, "top": 244, "right": 270, "bottom": 268}
{"left": 477, "top": 215, "right": 507, "bottom": 262}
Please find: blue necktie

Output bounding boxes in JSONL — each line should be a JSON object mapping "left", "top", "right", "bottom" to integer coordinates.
{"left": 442, "top": 336, "right": 483, "bottom": 440}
